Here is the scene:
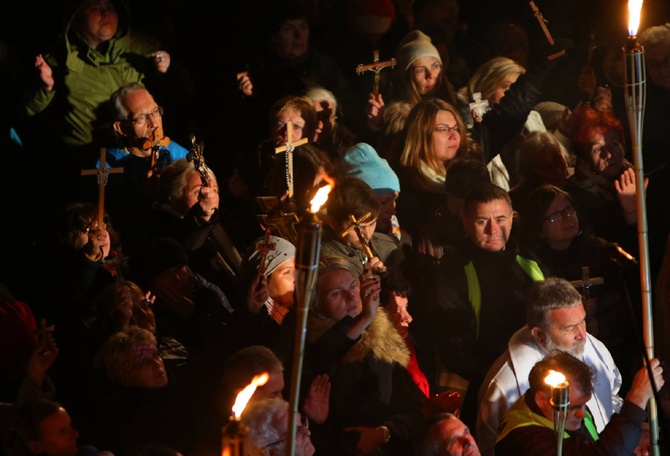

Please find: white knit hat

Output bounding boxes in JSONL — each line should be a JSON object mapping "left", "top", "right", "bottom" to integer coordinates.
{"left": 396, "top": 30, "right": 442, "bottom": 71}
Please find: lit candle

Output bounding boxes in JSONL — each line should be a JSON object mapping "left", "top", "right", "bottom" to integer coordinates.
{"left": 222, "top": 373, "right": 269, "bottom": 456}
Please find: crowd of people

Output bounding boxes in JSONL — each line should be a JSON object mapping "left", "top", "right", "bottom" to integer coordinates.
{"left": 2, "top": 0, "right": 670, "bottom": 455}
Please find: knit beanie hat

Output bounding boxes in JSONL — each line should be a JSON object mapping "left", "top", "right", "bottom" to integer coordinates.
{"left": 396, "top": 30, "right": 442, "bottom": 71}
{"left": 342, "top": 143, "right": 400, "bottom": 194}
{"left": 246, "top": 235, "right": 296, "bottom": 277}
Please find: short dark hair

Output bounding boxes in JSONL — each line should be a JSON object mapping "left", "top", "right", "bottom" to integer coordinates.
{"left": 463, "top": 183, "right": 512, "bottom": 216}
{"left": 379, "top": 267, "right": 412, "bottom": 305}
{"left": 528, "top": 351, "right": 594, "bottom": 398}
{"left": 444, "top": 157, "right": 491, "bottom": 198}
{"left": 526, "top": 277, "right": 583, "bottom": 330}
{"left": 5, "top": 399, "right": 64, "bottom": 455}
{"left": 326, "top": 176, "right": 380, "bottom": 224}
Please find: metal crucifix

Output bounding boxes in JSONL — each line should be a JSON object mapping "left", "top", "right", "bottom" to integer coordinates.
{"left": 255, "top": 227, "right": 276, "bottom": 278}
{"left": 356, "top": 50, "right": 396, "bottom": 96}
{"left": 339, "top": 212, "right": 375, "bottom": 262}
{"left": 274, "top": 121, "right": 308, "bottom": 199}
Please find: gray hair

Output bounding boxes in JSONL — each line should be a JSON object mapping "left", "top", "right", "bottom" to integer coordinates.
{"left": 241, "top": 397, "right": 288, "bottom": 456}
{"left": 638, "top": 23, "right": 670, "bottom": 48}
{"left": 157, "top": 157, "right": 216, "bottom": 213}
{"left": 526, "top": 277, "right": 582, "bottom": 330}
{"left": 303, "top": 86, "right": 338, "bottom": 114}
{"left": 110, "top": 82, "right": 147, "bottom": 121}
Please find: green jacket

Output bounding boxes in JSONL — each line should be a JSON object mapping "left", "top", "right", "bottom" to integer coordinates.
{"left": 24, "top": 0, "right": 159, "bottom": 147}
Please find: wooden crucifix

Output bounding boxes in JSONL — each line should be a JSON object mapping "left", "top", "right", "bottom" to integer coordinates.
{"left": 569, "top": 266, "right": 604, "bottom": 303}
{"left": 256, "top": 196, "right": 300, "bottom": 246}
{"left": 255, "top": 227, "right": 276, "bottom": 278}
{"left": 274, "top": 121, "right": 308, "bottom": 199}
{"left": 81, "top": 148, "right": 123, "bottom": 227}
{"left": 529, "top": 1, "right": 566, "bottom": 61}
{"left": 356, "top": 50, "right": 396, "bottom": 96}
{"left": 142, "top": 126, "right": 171, "bottom": 168}
{"left": 340, "top": 212, "right": 375, "bottom": 262}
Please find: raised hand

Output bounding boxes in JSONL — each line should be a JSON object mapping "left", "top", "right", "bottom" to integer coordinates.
{"left": 35, "top": 54, "right": 54, "bottom": 91}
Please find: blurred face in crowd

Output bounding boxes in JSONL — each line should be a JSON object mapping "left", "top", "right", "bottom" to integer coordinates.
{"left": 412, "top": 57, "right": 442, "bottom": 95}
{"left": 645, "top": 40, "right": 670, "bottom": 90}
{"left": 267, "top": 258, "right": 296, "bottom": 308}
{"left": 122, "top": 345, "right": 168, "bottom": 389}
{"left": 273, "top": 18, "right": 309, "bottom": 60}
{"left": 376, "top": 191, "right": 399, "bottom": 234}
{"left": 114, "top": 89, "right": 164, "bottom": 154}
{"left": 463, "top": 198, "right": 513, "bottom": 252}
{"left": 335, "top": 218, "right": 377, "bottom": 250}
{"left": 273, "top": 108, "right": 306, "bottom": 146}
{"left": 75, "top": 0, "right": 118, "bottom": 48}
{"left": 28, "top": 408, "right": 79, "bottom": 456}
{"left": 318, "top": 269, "right": 362, "bottom": 321}
{"left": 433, "top": 110, "right": 461, "bottom": 162}
{"left": 489, "top": 72, "right": 520, "bottom": 106}
{"left": 430, "top": 416, "right": 481, "bottom": 456}
{"left": 384, "top": 292, "right": 412, "bottom": 339}
{"left": 541, "top": 193, "right": 579, "bottom": 250}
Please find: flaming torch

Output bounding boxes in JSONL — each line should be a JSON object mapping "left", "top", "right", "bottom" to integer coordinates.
{"left": 623, "top": 2, "right": 660, "bottom": 454}
{"left": 545, "top": 370, "right": 569, "bottom": 456}
{"left": 287, "top": 180, "right": 332, "bottom": 456}
{"left": 222, "top": 373, "right": 269, "bottom": 456}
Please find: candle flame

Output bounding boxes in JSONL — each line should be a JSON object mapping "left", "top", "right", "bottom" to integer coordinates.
{"left": 544, "top": 369, "right": 566, "bottom": 387}
{"left": 310, "top": 185, "right": 331, "bottom": 213}
{"left": 232, "top": 372, "right": 269, "bottom": 419}
{"left": 628, "top": 0, "right": 643, "bottom": 37}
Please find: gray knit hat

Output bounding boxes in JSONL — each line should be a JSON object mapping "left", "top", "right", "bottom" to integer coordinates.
{"left": 396, "top": 30, "right": 442, "bottom": 71}
{"left": 247, "top": 235, "right": 296, "bottom": 277}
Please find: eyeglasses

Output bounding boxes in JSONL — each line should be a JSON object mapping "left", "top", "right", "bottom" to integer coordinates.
{"left": 543, "top": 205, "right": 576, "bottom": 224}
{"left": 434, "top": 124, "right": 461, "bottom": 134}
{"left": 127, "top": 106, "right": 163, "bottom": 126}
{"left": 262, "top": 416, "right": 309, "bottom": 450}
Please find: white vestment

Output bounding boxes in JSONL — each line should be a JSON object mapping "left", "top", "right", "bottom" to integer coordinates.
{"left": 475, "top": 325, "right": 623, "bottom": 456}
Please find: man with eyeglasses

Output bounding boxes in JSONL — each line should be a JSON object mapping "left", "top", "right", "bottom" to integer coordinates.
{"left": 106, "top": 82, "right": 189, "bottom": 177}
{"left": 425, "top": 183, "right": 548, "bottom": 429}
{"left": 495, "top": 351, "right": 663, "bottom": 456}
{"left": 242, "top": 397, "right": 315, "bottom": 456}
{"left": 477, "top": 278, "right": 624, "bottom": 456}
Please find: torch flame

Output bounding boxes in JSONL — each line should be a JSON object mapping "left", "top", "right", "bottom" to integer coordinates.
{"left": 310, "top": 185, "right": 332, "bottom": 213}
{"left": 628, "top": 0, "right": 643, "bottom": 37}
{"left": 231, "top": 372, "right": 269, "bottom": 419}
{"left": 544, "top": 369, "right": 567, "bottom": 387}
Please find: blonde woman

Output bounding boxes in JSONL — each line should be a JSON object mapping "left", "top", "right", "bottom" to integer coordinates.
{"left": 394, "top": 98, "right": 478, "bottom": 240}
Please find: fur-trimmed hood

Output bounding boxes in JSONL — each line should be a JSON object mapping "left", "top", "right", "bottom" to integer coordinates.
{"left": 307, "top": 309, "right": 411, "bottom": 367}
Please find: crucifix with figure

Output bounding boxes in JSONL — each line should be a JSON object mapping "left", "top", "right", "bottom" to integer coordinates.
{"left": 339, "top": 212, "right": 375, "bottom": 262}
{"left": 356, "top": 50, "right": 396, "bottom": 96}
{"left": 81, "top": 148, "right": 123, "bottom": 227}
{"left": 274, "top": 121, "right": 308, "bottom": 199}
{"left": 255, "top": 227, "right": 276, "bottom": 278}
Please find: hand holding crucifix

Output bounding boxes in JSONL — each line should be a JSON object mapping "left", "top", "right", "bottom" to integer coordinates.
{"left": 356, "top": 50, "right": 396, "bottom": 97}
{"left": 339, "top": 212, "right": 386, "bottom": 272}
{"left": 529, "top": 1, "right": 566, "bottom": 61}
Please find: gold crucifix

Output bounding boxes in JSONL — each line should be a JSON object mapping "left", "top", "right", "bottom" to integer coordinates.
{"left": 339, "top": 212, "right": 375, "bottom": 261}
{"left": 356, "top": 50, "right": 396, "bottom": 96}
{"left": 256, "top": 196, "right": 300, "bottom": 246}
{"left": 529, "top": 1, "right": 566, "bottom": 61}
{"left": 274, "top": 121, "right": 308, "bottom": 199}
{"left": 569, "top": 266, "right": 604, "bottom": 303}
{"left": 80, "top": 148, "right": 123, "bottom": 227}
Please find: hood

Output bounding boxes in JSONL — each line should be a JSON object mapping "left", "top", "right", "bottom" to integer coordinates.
{"left": 62, "top": 0, "right": 131, "bottom": 47}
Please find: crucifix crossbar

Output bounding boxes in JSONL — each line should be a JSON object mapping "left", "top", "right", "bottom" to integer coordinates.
{"left": 340, "top": 212, "right": 375, "bottom": 261}
{"left": 569, "top": 266, "right": 604, "bottom": 301}
{"left": 81, "top": 148, "right": 123, "bottom": 227}
{"left": 142, "top": 126, "right": 171, "bottom": 168}
{"left": 529, "top": 1, "right": 566, "bottom": 61}
{"left": 274, "top": 121, "right": 308, "bottom": 198}
{"left": 356, "top": 50, "right": 396, "bottom": 96}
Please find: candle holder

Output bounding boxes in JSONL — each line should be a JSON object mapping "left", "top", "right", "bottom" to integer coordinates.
{"left": 287, "top": 183, "right": 331, "bottom": 456}
{"left": 221, "top": 418, "right": 248, "bottom": 456}
{"left": 623, "top": 2, "right": 660, "bottom": 454}
{"left": 545, "top": 370, "right": 569, "bottom": 456}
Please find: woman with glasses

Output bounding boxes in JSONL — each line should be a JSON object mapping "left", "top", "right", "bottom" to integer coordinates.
{"left": 393, "top": 98, "right": 477, "bottom": 243}
{"left": 519, "top": 184, "right": 640, "bottom": 394}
